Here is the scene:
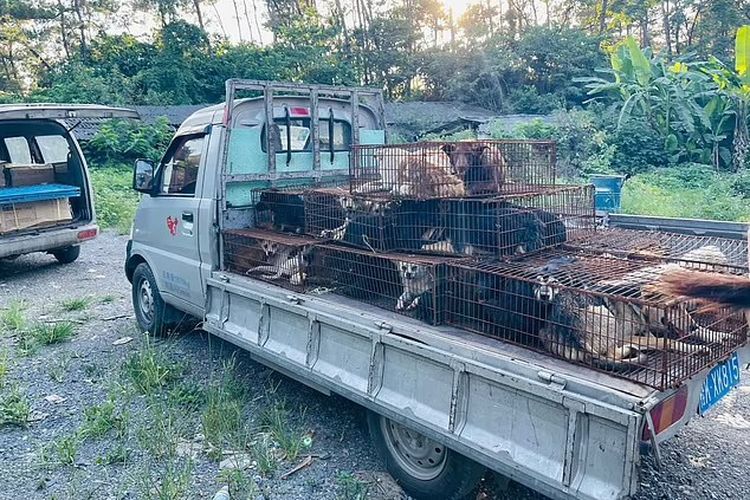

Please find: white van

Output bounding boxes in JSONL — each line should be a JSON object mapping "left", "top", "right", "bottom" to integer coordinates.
{"left": 0, "top": 104, "right": 138, "bottom": 263}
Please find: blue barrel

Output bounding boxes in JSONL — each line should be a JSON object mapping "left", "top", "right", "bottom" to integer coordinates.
{"left": 590, "top": 174, "right": 626, "bottom": 212}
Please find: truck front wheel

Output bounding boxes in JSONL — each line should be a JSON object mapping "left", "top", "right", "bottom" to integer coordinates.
{"left": 366, "top": 411, "right": 486, "bottom": 500}
{"left": 132, "top": 263, "right": 175, "bottom": 336}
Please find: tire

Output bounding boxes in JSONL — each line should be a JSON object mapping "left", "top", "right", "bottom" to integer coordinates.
{"left": 366, "top": 411, "right": 486, "bottom": 500}
{"left": 131, "top": 262, "right": 175, "bottom": 336}
{"left": 51, "top": 245, "right": 81, "bottom": 264}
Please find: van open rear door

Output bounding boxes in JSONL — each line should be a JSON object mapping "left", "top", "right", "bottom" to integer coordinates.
{"left": 0, "top": 104, "right": 139, "bottom": 121}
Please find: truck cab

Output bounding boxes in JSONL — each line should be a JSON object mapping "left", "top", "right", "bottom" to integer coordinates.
{"left": 0, "top": 104, "right": 138, "bottom": 264}
{"left": 125, "top": 80, "right": 749, "bottom": 500}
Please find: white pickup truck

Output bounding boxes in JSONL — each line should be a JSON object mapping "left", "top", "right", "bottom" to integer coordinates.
{"left": 124, "top": 80, "right": 749, "bottom": 500}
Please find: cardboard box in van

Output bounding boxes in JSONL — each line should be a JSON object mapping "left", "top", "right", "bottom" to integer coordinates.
{"left": 5, "top": 164, "right": 55, "bottom": 187}
{"left": 0, "top": 198, "right": 72, "bottom": 234}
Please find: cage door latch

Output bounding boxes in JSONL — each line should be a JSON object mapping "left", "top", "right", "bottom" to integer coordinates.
{"left": 537, "top": 370, "right": 567, "bottom": 390}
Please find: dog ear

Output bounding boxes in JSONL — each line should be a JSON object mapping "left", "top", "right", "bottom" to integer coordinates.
{"left": 441, "top": 143, "right": 456, "bottom": 155}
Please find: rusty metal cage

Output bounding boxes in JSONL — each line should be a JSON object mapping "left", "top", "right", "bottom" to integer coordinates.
{"left": 223, "top": 229, "right": 322, "bottom": 291}
{"left": 444, "top": 251, "right": 747, "bottom": 389}
{"left": 309, "top": 244, "right": 458, "bottom": 325}
{"left": 566, "top": 228, "right": 748, "bottom": 274}
{"left": 349, "top": 141, "right": 556, "bottom": 200}
{"left": 303, "top": 185, "right": 595, "bottom": 257}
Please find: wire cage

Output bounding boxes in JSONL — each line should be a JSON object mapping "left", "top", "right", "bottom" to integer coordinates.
{"left": 303, "top": 184, "right": 595, "bottom": 257}
{"left": 443, "top": 251, "right": 747, "bottom": 389}
{"left": 565, "top": 228, "right": 749, "bottom": 274}
{"left": 349, "top": 141, "right": 557, "bottom": 200}
{"left": 223, "top": 229, "right": 322, "bottom": 291}
{"left": 309, "top": 244, "right": 458, "bottom": 325}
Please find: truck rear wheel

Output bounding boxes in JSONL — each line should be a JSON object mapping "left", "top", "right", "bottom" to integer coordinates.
{"left": 51, "top": 245, "right": 80, "bottom": 264}
{"left": 132, "top": 262, "right": 176, "bottom": 336}
{"left": 366, "top": 411, "right": 485, "bottom": 500}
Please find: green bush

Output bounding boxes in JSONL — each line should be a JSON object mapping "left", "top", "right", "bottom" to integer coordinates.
{"left": 84, "top": 117, "right": 173, "bottom": 165}
{"left": 609, "top": 119, "right": 670, "bottom": 175}
{"left": 621, "top": 169, "right": 750, "bottom": 221}
{"left": 90, "top": 166, "right": 140, "bottom": 234}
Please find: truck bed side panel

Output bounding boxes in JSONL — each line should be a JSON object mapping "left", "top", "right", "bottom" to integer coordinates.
{"left": 205, "top": 274, "right": 642, "bottom": 500}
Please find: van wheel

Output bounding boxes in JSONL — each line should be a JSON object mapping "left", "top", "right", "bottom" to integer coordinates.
{"left": 51, "top": 245, "right": 80, "bottom": 264}
{"left": 366, "top": 411, "right": 485, "bottom": 500}
{"left": 132, "top": 263, "right": 174, "bottom": 336}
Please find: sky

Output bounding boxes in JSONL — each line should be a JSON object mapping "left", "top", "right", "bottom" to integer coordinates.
{"left": 198, "top": 0, "right": 476, "bottom": 44}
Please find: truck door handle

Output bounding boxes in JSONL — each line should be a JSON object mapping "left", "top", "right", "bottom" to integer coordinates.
{"left": 182, "top": 211, "right": 194, "bottom": 223}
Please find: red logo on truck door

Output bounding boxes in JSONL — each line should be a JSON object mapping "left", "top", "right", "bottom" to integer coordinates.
{"left": 166, "top": 216, "right": 179, "bottom": 236}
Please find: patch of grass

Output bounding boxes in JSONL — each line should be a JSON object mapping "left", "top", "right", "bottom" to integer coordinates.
{"left": 48, "top": 355, "right": 71, "bottom": 383}
{"left": 0, "top": 350, "right": 10, "bottom": 387}
{"left": 167, "top": 382, "right": 206, "bottom": 408}
{"left": 336, "top": 472, "right": 369, "bottom": 500}
{"left": 137, "top": 403, "right": 189, "bottom": 460}
{"left": 250, "top": 434, "right": 277, "bottom": 477}
{"left": 135, "top": 459, "right": 194, "bottom": 500}
{"left": 99, "top": 295, "right": 116, "bottom": 304}
{"left": 90, "top": 167, "right": 140, "bottom": 235}
{"left": 82, "top": 398, "right": 128, "bottom": 439}
{"left": 122, "top": 338, "right": 182, "bottom": 394}
{"left": 60, "top": 297, "right": 90, "bottom": 312}
{"left": 0, "top": 300, "right": 26, "bottom": 334}
{"left": 96, "top": 443, "right": 130, "bottom": 465}
{"left": 31, "top": 322, "right": 77, "bottom": 345}
{"left": 217, "top": 468, "right": 258, "bottom": 498}
{"left": 202, "top": 361, "right": 246, "bottom": 455}
{"left": 260, "top": 399, "right": 310, "bottom": 462}
{"left": 0, "top": 385, "right": 30, "bottom": 427}
{"left": 53, "top": 434, "right": 81, "bottom": 466}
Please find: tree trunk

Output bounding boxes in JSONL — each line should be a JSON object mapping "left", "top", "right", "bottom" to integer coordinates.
{"left": 72, "top": 0, "right": 87, "bottom": 57}
{"left": 192, "top": 0, "right": 206, "bottom": 32}
{"left": 57, "top": 0, "right": 70, "bottom": 59}
{"left": 662, "top": 0, "right": 672, "bottom": 56}
{"left": 232, "top": 0, "right": 244, "bottom": 41}
{"left": 598, "top": 0, "right": 608, "bottom": 34}
{"left": 211, "top": 3, "right": 228, "bottom": 37}
{"left": 251, "top": 0, "right": 263, "bottom": 43}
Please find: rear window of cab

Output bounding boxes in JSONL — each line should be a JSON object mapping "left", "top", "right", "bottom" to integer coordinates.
{"left": 261, "top": 118, "right": 352, "bottom": 153}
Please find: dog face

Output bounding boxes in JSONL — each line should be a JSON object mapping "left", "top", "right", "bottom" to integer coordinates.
{"left": 441, "top": 142, "right": 488, "bottom": 178}
{"left": 260, "top": 240, "right": 280, "bottom": 257}
{"left": 397, "top": 261, "right": 428, "bottom": 281}
{"left": 533, "top": 275, "right": 561, "bottom": 302}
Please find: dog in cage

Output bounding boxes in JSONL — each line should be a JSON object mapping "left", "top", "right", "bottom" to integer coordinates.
{"left": 247, "top": 240, "right": 311, "bottom": 286}
{"left": 255, "top": 190, "right": 306, "bottom": 234}
{"left": 441, "top": 142, "right": 506, "bottom": 196}
{"left": 661, "top": 270, "right": 750, "bottom": 310}
{"left": 355, "top": 146, "right": 466, "bottom": 198}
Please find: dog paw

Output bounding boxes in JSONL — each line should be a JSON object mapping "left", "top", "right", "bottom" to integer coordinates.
{"left": 406, "top": 297, "right": 421, "bottom": 311}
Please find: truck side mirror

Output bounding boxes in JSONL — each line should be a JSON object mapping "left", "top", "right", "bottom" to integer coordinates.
{"left": 133, "top": 159, "right": 155, "bottom": 193}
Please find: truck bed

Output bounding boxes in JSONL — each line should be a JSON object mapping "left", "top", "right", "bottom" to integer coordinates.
{"left": 205, "top": 269, "right": 649, "bottom": 500}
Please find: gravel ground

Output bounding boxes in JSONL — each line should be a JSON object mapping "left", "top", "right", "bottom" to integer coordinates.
{"left": 0, "top": 231, "right": 748, "bottom": 500}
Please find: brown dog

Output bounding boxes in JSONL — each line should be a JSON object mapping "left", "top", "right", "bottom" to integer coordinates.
{"left": 441, "top": 142, "right": 506, "bottom": 196}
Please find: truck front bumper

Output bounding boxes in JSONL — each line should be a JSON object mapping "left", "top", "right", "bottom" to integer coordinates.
{"left": 0, "top": 223, "right": 98, "bottom": 259}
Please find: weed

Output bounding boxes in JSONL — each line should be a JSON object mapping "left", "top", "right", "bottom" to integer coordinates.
{"left": 250, "top": 433, "right": 277, "bottom": 477}
{"left": 336, "top": 472, "right": 369, "bottom": 500}
{"left": 137, "top": 403, "right": 189, "bottom": 460}
{"left": 217, "top": 468, "right": 258, "bottom": 498}
{"left": 260, "top": 399, "right": 309, "bottom": 461}
{"left": 0, "top": 385, "right": 30, "bottom": 427}
{"left": 122, "top": 338, "right": 182, "bottom": 394}
{"left": 96, "top": 443, "right": 130, "bottom": 465}
{"left": 60, "top": 297, "right": 90, "bottom": 312}
{"left": 82, "top": 398, "right": 128, "bottom": 439}
{"left": 48, "top": 355, "right": 71, "bottom": 383}
{"left": 0, "top": 350, "right": 10, "bottom": 387}
{"left": 51, "top": 433, "right": 81, "bottom": 466}
{"left": 31, "top": 322, "right": 77, "bottom": 345}
{"left": 99, "top": 295, "right": 116, "bottom": 304}
{"left": 0, "top": 300, "right": 26, "bottom": 333}
{"left": 167, "top": 382, "right": 205, "bottom": 408}
{"left": 135, "top": 459, "right": 194, "bottom": 500}
{"left": 202, "top": 391, "right": 244, "bottom": 455}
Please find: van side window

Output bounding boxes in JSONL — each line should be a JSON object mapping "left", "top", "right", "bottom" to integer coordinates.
{"left": 35, "top": 135, "right": 70, "bottom": 164}
{"left": 159, "top": 135, "right": 205, "bottom": 196}
{"left": 4, "top": 137, "right": 32, "bottom": 164}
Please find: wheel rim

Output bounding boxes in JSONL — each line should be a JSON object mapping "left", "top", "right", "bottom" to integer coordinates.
{"left": 379, "top": 416, "right": 447, "bottom": 481}
{"left": 137, "top": 277, "right": 155, "bottom": 325}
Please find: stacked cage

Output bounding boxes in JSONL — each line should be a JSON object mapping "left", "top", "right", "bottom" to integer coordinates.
{"left": 225, "top": 139, "right": 746, "bottom": 388}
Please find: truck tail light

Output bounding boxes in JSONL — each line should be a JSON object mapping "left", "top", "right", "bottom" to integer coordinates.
{"left": 642, "top": 385, "right": 689, "bottom": 440}
{"left": 77, "top": 228, "right": 98, "bottom": 241}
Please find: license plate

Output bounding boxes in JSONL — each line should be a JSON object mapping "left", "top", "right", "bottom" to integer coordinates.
{"left": 699, "top": 352, "right": 741, "bottom": 415}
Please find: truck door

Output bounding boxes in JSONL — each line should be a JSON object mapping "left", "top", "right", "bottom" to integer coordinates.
{"left": 132, "top": 133, "right": 206, "bottom": 312}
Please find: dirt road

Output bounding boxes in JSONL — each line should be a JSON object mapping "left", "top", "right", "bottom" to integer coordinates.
{"left": 0, "top": 232, "right": 748, "bottom": 499}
